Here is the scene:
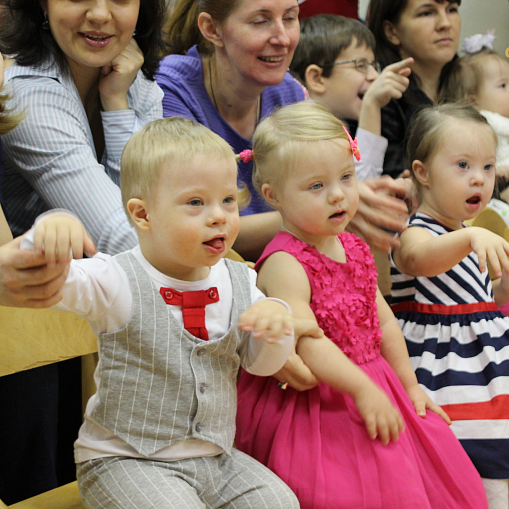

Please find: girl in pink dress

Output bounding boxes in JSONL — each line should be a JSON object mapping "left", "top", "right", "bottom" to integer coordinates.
{"left": 235, "top": 101, "right": 489, "bottom": 509}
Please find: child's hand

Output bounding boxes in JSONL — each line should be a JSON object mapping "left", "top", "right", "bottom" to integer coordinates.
{"left": 405, "top": 384, "right": 452, "bottom": 425}
{"left": 33, "top": 214, "right": 97, "bottom": 265}
{"left": 353, "top": 383, "right": 405, "bottom": 445}
{"left": 238, "top": 300, "right": 293, "bottom": 344}
{"left": 468, "top": 226, "right": 509, "bottom": 277}
{"left": 363, "top": 57, "right": 413, "bottom": 109}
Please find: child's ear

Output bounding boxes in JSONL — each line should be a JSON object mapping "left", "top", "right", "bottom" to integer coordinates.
{"left": 383, "top": 20, "right": 401, "bottom": 47}
{"left": 198, "top": 12, "right": 224, "bottom": 48}
{"left": 261, "top": 183, "right": 280, "bottom": 208}
{"left": 304, "top": 64, "right": 327, "bottom": 95}
{"left": 412, "top": 160, "right": 430, "bottom": 188}
{"left": 127, "top": 198, "right": 151, "bottom": 231}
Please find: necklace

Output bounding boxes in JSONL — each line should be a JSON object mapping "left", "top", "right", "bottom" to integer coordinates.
{"left": 208, "top": 57, "right": 260, "bottom": 128}
{"left": 280, "top": 225, "right": 306, "bottom": 244}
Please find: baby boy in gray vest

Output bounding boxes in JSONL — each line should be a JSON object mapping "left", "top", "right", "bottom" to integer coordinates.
{"left": 22, "top": 118, "right": 304, "bottom": 509}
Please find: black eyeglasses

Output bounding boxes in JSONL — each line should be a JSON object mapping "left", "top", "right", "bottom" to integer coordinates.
{"left": 324, "top": 58, "right": 381, "bottom": 74}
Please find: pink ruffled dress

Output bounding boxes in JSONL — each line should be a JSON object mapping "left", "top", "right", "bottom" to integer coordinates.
{"left": 236, "top": 231, "right": 488, "bottom": 509}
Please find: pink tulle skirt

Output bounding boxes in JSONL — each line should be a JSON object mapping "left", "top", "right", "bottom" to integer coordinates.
{"left": 236, "top": 355, "right": 488, "bottom": 509}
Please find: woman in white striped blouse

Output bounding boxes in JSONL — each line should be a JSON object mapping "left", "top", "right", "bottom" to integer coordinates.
{"left": 0, "top": 0, "right": 167, "bottom": 255}
{"left": 0, "top": 0, "right": 166, "bottom": 503}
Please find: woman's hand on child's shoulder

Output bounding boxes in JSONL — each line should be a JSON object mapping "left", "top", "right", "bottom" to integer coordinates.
{"left": 468, "top": 226, "right": 509, "bottom": 278}
{"left": 33, "top": 213, "right": 97, "bottom": 265}
{"left": 238, "top": 300, "right": 293, "bottom": 344}
{"left": 353, "top": 382, "right": 405, "bottom": 445}
{"left": 405, "top": 384, "right": 452, "bottom": 425}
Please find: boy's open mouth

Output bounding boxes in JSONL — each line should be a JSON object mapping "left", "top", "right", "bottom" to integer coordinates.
{"left": 466, "top": 196, "right": 481, "bottom": 205}
{"left": 203, "top": 237, "right": 225, "bottom": 249}
{"left": 329, "top": 211, "right": 345, "bottom": 219}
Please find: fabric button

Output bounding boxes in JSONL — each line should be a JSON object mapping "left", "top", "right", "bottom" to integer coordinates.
{"left": 164, "top": 290, "right": 173, "bottom": 300}
{"left": 197, "top": 348, "right": 206, "bottom": 356}
{"left": 208, "top": 289, "right": 217, "bottom": 299}
{"left": 199, "top": 383, "right": 206, "bottom": 394}
{"left": 195, "top": 422, "right": 203, "bottom": 432}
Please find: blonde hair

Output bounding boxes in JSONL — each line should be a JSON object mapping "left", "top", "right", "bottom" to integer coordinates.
{"left": 0, "top": 90, "right": 24, "bottom": 135}
{"left": 121, "top": 117, "right": 247, "bottom": 225}
{"left": 441, "top": 48, "right": 502, "bottom": 104}
{"left": 407, "top": 103, "right": 496, "bottom": 196}
{"left": 252, "top": 101, "right": 350, "bottom": 196}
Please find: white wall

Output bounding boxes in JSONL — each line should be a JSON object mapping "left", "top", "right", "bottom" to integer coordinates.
{"left": 358, "top": 0, "right": 509, "bottom": 57}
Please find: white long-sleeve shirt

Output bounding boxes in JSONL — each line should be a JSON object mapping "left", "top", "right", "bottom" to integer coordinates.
{"left": 21, "top": 230, "right": 294, "bottom": 463}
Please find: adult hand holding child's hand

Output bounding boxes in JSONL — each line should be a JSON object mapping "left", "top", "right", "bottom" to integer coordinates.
{"left": 33, "top": 214, "right": 97, "bottom": 265}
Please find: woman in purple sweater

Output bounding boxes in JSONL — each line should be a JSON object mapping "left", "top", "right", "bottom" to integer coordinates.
{"left": 156, "top": 0, "right": 305, "bottom": 261}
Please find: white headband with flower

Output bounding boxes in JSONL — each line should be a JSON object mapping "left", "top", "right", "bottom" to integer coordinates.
{"left": 462, "top": 30, "right": 495, "bottom": 54}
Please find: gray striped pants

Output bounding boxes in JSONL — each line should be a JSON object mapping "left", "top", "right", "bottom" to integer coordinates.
{"left": 77, "top": 450, "right": 299, "bottom": 509}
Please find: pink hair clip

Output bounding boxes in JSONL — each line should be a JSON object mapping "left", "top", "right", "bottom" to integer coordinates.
{"left": 342, "top": 125, "right": 361, "bottom": 161}
{"left": 238, "top": 149, "right": 253, "bottom": 163}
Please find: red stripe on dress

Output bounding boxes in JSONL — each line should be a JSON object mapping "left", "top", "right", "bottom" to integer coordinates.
{"left": 391, "top": 301, "right": 498, "bottom": 315}
{"left": 441, "top": 395, "right": 509, "bottom": 420}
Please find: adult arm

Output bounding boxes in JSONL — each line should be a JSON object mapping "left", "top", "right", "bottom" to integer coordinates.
{"left": 3, "top": 74, "right": 162, "bottom": 254}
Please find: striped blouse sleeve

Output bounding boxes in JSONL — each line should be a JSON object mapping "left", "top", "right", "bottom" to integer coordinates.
{"left": 3, "top": 75, "right": 162, "bottom": 254}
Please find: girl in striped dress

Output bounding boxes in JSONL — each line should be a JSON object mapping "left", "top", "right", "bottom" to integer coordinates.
{"left": 391, "top": 103, "right": 509, "bottom": 509}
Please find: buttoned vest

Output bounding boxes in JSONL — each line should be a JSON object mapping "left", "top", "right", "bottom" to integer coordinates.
{"left": 91, "top": 253, "right": 252, "bottom": 456}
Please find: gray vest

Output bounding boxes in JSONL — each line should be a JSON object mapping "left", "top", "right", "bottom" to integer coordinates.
{"left": 91, "top": 253, "right": 252, "bottom": 456}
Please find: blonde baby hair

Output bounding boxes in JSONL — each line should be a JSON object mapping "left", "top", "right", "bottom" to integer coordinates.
{"left": 441, "top": 48, "right": 502, "bottom": 105}
{"left": 251, "top": 101, "right": 350, "bottom": 197}
{"left": 121, "top": 116, "right": 247, "bottom": 226}
{"left": 406, "top": 102, "right": 496, "bottom": 197}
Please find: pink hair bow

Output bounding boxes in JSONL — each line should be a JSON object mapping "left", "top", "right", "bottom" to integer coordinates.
{"left": 342, "top": 125, "right": 361, "bottom": 161}
{"left": 238, "top": 149, "right": 253, "bottom": 163}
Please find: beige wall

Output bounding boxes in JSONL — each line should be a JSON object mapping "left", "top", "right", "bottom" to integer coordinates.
{"left": 358, "top": 0, "right": 509, "bottom": 57}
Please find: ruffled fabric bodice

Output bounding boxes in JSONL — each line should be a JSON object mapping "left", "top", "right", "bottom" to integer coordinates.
{"left": 256, "top": 231, "right": 382, "bottom": 365}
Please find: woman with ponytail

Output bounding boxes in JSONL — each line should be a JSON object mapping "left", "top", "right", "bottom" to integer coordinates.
{"left": 156, "top": 0, "right": 306, "bottom": 261}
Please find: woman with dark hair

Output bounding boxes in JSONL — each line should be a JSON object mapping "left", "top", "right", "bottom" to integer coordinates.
{"left": 0, "top": 0, "right": 166, "bottom": 254}
{"left": 367, "top": 0, "right": 461, "bottom": 178}
{"left": 0, "top": 1, "right": 166, "bottom": 502}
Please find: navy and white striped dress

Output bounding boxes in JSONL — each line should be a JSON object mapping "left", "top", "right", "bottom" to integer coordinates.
{"left": 391, "top": 212, "right": 509, "bottom": 479}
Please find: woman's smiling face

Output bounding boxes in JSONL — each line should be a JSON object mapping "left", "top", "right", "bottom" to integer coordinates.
{"left": 42, "top": 0, "right": 139, "bottom": 73}
{"left": 216, "top": 0, "right": 301, "bottom": 88}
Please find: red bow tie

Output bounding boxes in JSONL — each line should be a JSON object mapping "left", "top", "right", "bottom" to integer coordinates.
{"left": 159, "top": 287, "right": 220, "bottom": 341}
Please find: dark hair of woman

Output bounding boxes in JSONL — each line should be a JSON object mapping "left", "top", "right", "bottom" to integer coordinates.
{"left": 165, "top": 0, "right": 240, "bottom": 56}
{"left": 367, "top": 0, "right": 461, "bottom": 100}
{"left": 0, "top": 0, "right": 168, "bottom": 80}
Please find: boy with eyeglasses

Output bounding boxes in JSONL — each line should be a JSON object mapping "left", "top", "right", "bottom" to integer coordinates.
{"left": 290, "top": 14, "right": 413, "bottom": 181}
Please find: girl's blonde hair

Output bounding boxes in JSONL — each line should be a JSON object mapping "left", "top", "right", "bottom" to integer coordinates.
{"left": 252, "top": 101, "right": 350, "bottom": 196}
{"left": 407, "top": 103, "right": 496, "bottom": 195}
{"left": 441, "top": 48, "right": 501, "bottom": 104}
{"left": 121, "top": 117, "right": 248, "bottom": 226}
{"left": 0, "top": 90, "right": 24, "bottom": 135}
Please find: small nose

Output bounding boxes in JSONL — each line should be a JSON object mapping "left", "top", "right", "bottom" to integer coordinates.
{"left": 209, "top": 203, "right": 227, "bottom": 225}
{"left": 270, "top": 20, "right": 291, "bottom": 47}
{"left": 328, "top": 184, "right": 345, "bottom": 204}
{"left": 86, "top": 0, "right": 112, "bottom": 23}
{"left": 471, "top": 168, "right": 485, "bottom": 186}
